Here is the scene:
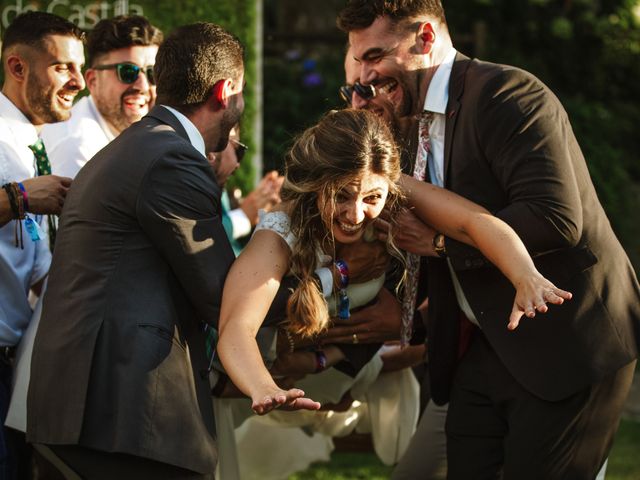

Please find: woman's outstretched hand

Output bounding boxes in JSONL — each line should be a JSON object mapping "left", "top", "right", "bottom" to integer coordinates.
{"left": 251, "top": 387, "right": 321, "bottom": 415}
{"left": 508, "top": 273, "right": 573, "bottom": 331}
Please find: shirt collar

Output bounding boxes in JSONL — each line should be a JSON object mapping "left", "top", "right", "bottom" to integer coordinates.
{"left": 0, "top": 92, "right": 39, "bottom": 146}
{"left": 160, "top": 105, "right": 206, "bottom": 157}
{"left": 422, "top": 48, "right": 457, "bottom": 114}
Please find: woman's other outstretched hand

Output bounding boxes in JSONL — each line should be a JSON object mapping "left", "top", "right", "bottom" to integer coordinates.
{"left": 251, "top": 387, "right": 321, "bottom": 415}
{"left": 508, "top": 273, "right": 573, "bottom": 331}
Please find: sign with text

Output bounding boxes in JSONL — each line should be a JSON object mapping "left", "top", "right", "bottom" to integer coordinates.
{"left": 1, "top": 0, "right": 144, "bottom": 33}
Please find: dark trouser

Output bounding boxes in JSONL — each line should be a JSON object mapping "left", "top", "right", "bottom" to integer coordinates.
{"left": 446, "top": 333, "right": 635, "bottom": 480}
{"left": 0, "top": 351, "right": 29, "bottom": 480}
{"left": 43, "top": 445, "right": 213, "bottom": 480}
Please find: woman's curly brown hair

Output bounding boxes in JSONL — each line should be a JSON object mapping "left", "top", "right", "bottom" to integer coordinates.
{"left": 282, "top": 109, "right": 406, "bottom": 337}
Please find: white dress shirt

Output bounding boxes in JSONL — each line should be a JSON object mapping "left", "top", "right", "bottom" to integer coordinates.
{"left": 40, "top": 95, "right": 115, "bottom": 179}
{"left": 421, "top": 48, "right": 480, "bottom": 326}
{"left": 0, "top": 93, "right": 51, "bottom": 346}
{"left": 161, "top": 105, "right": 206, "bottom": 156}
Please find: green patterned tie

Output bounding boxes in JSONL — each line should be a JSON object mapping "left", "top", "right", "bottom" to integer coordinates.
{"left": 28, "top": 138, "right": 57, "bottom": 250}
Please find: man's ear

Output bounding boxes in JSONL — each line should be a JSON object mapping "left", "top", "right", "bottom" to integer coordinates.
{"left": 206, "top": 151, "right": 218, "bottom": 171}
{"left": 211, "top": 78, "right": 232, "bottom": 110}
{"left": 418, "top": 22, "right": 436, "bottom": 54}
{"left": 84, "top": 68, "right": 97, "bottom": 92}
{"left": 5, "top": 54, "right": 28, "bottom": 83}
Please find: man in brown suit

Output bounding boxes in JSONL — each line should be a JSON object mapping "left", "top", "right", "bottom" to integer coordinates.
{"left": 339, "top": 1, "right": 640, "bottom": 479}
{"left": 26, "top": 23, "right": 245, "bottom": 479}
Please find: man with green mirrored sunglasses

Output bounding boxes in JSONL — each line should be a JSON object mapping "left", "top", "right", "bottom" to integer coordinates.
{"left": 93, "top": 61, "right": 156, "bottom": 85}
{"left": 41, "top": 15, "right": 163, "bottom": 179}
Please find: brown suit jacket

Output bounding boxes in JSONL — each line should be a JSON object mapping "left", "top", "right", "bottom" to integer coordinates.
{"left": 26, "top": 106, "right": 234, "bottom": 474}
{"left": 427, "top": 54, "right": 640, "bottom": 404}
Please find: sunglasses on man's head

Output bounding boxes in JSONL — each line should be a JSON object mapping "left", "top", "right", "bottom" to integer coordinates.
{"left": 93, "top": 62, "right": 156, "bottom": 85}
{"left": 339, "top": 82, "right": 376, "bottom": 104}
{"left": 230, "top": 138, "right": 248, "bottom": 162}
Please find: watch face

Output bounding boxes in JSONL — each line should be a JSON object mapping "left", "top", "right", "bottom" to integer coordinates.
{"left": 434, "top": 234, "right": 446, "bottom": 257}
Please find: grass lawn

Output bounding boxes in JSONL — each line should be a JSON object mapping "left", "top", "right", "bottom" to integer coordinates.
{"left": 608, "top": 419, "right": 640, "bottom": 480}
{"left": 288, "top": 419, "right": 640, "bottom": 479}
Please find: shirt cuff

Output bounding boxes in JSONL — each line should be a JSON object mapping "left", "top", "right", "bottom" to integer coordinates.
{"left": 228, "top": 208, "right": 252, "bottom": 239}
{"left": 314, "top": 267, "right": 333, "bottom": 298}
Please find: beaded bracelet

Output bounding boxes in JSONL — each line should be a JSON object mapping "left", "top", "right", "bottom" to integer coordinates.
{"left": 2, "top": 183, "right": 20, "bottom": 219}
{"left": 334, "top": 259, "right": 349, "bottom": 288}
{"left": 334, "top": 259, "right": 350, "bottom": 319}
{"left": 17, "top": 182, "right": 29, "bottom": 212}
{"left": 2, "top": 183, "right": 25, "bottom": 248}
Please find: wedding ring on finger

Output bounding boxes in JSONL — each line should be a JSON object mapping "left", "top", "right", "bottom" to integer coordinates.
{"left": 352, "top": 333, "right": 359, "bottom": 344}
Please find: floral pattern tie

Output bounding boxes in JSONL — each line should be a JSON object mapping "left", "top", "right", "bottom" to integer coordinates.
{"left": 400, "top": 111, "right": 434, "bottom": 346}
{"left": 28, "top": 138, "right": 57, "bottom": 250}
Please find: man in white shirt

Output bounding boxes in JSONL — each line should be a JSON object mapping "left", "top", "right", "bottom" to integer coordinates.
{"left": 0, "top": 10, "right": 84, "bottom": 477}
{"left": 41, "top": 15, "right": 162, "bottom": 178}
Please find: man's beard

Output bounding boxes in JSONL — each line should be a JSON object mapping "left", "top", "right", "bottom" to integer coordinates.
{"left": 215, "top": 103, "right": 243, "bottom": 152}
{"left": 26, "top": 73, "right": 71, "bottom": 124}
{"left": 94, "top": 88, "right": 148, "bottom": 134}
{"left": 395, "top": 71, "right": 420, "bottom": 119}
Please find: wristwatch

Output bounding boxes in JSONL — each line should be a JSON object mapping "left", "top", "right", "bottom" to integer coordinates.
{"left": 433, "top": 233, "right": 447, "bottom": 258}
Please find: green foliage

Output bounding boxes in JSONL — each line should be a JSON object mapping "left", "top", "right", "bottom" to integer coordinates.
{"left": 606, "top": 419, "right": 640, "bottom": 480}
{"left": 263, "top": 51, "right": 346, "bottom": 172}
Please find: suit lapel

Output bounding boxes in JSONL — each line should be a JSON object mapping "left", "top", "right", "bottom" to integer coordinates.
{"left": 443, "top": 53, "right": 471, "bottom": 186}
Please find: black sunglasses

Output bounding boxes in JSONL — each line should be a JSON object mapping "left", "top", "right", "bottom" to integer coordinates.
{"left": 230, "top": 138, "right": 248, "bottom": 162}
{"left": 94, "top": 62, "right": 155, "bottom": 85}
{"left": 339, "top": 82, "right": 376, "bottom": 104}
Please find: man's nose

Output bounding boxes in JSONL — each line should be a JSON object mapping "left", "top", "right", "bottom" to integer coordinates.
{"left": 70, "top": 68, "right": 85, "bottom": 91}
{"left": 133, "top": 69, "right": 151, "bottom": 90}
{"left": 360, "top": 63, "right": 377, "bottom": 86}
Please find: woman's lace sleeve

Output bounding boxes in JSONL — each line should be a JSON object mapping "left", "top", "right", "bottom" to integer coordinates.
{"left": 253, "top": 210, "right": 296, "bottom": 250}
